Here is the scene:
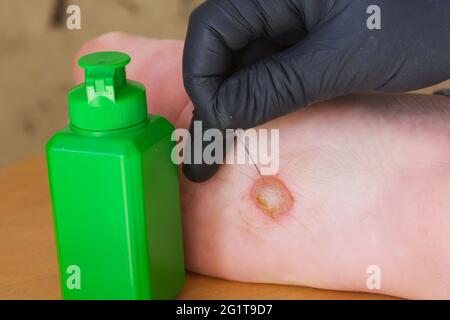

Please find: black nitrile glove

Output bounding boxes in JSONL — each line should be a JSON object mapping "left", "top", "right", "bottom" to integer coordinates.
{"left": 183, "top": 0, "right": 450, "bottom": 182}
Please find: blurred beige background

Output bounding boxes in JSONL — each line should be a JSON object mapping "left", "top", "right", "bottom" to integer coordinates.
{"left": 0, "top": 0, "right": 449, "bottom": 168}
{"left": 0, "top": 0, "right": 200, "bottom": 168}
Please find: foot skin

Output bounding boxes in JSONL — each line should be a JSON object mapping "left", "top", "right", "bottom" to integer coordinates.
{"left": 75, "top": 33, "right": 450, "bottom": 299}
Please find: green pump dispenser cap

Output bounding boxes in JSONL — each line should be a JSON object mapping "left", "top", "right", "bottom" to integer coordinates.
{"left": 68, "top": 51, "right": 148, "bottom": 131}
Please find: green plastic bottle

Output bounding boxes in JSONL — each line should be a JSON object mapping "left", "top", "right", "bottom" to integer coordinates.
{"left": 46, "top": 51, "right": 185, "bottom": 300}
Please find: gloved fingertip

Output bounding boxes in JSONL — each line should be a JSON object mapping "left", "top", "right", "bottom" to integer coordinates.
{"left": 433, "top": 89, "right": 450, "bottom": 97}
{"left": 182, "top": 162, "right": 222, "bottom": 183}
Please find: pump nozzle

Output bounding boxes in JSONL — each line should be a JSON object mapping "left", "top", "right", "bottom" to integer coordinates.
{"left": 68, "top": 51, "right": 148, "bottom": 131}
{"left": 79, "top": 52, "right": 130, "bottom": 103}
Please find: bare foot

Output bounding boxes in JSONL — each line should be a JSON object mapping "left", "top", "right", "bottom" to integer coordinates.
{"left": 76, "top": 33, "right": 450, "bottom": 299}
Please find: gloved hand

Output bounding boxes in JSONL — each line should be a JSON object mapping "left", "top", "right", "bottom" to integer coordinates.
{"left": 182, "top": 0, "right": 450, "bottom": 182}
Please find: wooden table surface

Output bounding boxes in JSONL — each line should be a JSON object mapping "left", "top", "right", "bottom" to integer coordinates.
{"left": 0, "top": 156, "right": 395, "bottom": 300}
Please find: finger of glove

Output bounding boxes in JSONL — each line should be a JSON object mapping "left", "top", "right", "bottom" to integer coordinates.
{"left": 183, "top": 0, "right": 312, "bottom": 128}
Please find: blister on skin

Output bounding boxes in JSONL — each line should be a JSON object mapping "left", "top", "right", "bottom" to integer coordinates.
{"left": 250, "top": 177, "right": 293, "bottom": 218}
